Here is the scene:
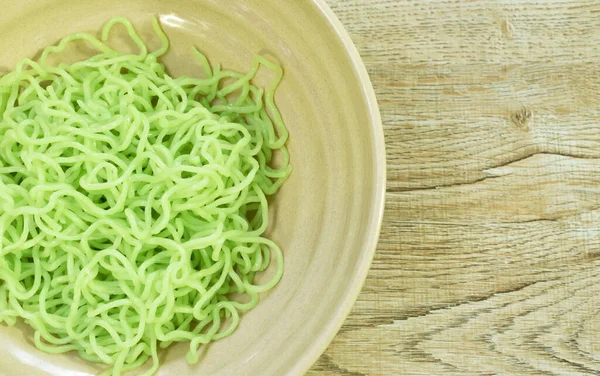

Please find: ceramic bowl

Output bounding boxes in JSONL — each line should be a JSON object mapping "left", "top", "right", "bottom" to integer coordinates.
{"left": 0, "top": 1, "right": 385, "bottom": 375}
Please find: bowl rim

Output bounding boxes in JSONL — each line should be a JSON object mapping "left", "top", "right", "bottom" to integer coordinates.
{"left": 290, "top": 1, "right": 386, "bottom": 375}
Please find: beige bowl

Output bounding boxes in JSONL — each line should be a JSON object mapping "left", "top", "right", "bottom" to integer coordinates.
{"left": 0, "top": 1, "right": 385, "bottom": 375}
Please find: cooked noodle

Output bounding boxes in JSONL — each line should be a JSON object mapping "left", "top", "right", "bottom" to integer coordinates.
{"left": 0, "top": 16, "right": 290, "bottom": 375}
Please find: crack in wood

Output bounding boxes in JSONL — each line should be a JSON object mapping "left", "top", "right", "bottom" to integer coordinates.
{"left": 388, "top": 151, "right": 600, "bottom": 194}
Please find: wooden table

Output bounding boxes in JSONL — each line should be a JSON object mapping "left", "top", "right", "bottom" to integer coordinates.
{"left": 309, "top": 1, "right": 600, "bottom": 375}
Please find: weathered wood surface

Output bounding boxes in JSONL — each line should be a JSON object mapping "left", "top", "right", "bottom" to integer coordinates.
{"left": 310, "top": 0, "right": 600, "bottom": 374}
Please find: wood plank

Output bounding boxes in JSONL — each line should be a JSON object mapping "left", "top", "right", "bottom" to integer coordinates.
{"left": 312, "top": 0, "right": 600, "bottom": 375}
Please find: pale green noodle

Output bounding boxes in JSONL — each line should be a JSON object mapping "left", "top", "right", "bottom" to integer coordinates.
{"left": 0, "top": 16, "right": 291, "bottom": 375}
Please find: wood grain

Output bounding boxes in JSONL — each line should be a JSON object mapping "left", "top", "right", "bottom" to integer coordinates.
{"left": 311, "top": 0, "right": 600, "bottom": 374}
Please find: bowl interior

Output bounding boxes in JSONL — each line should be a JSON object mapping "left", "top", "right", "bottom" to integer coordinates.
{"left": 0, "top": 1, "right": 384, "bottom": 375}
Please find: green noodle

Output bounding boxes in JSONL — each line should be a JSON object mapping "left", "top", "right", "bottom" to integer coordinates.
{"left": 0, "top": 16, "right": 291, "bottom": 375}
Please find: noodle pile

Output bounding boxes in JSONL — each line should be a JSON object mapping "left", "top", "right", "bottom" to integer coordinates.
{"left": 0, "top": 17, "right": 290, "bottom": 375}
